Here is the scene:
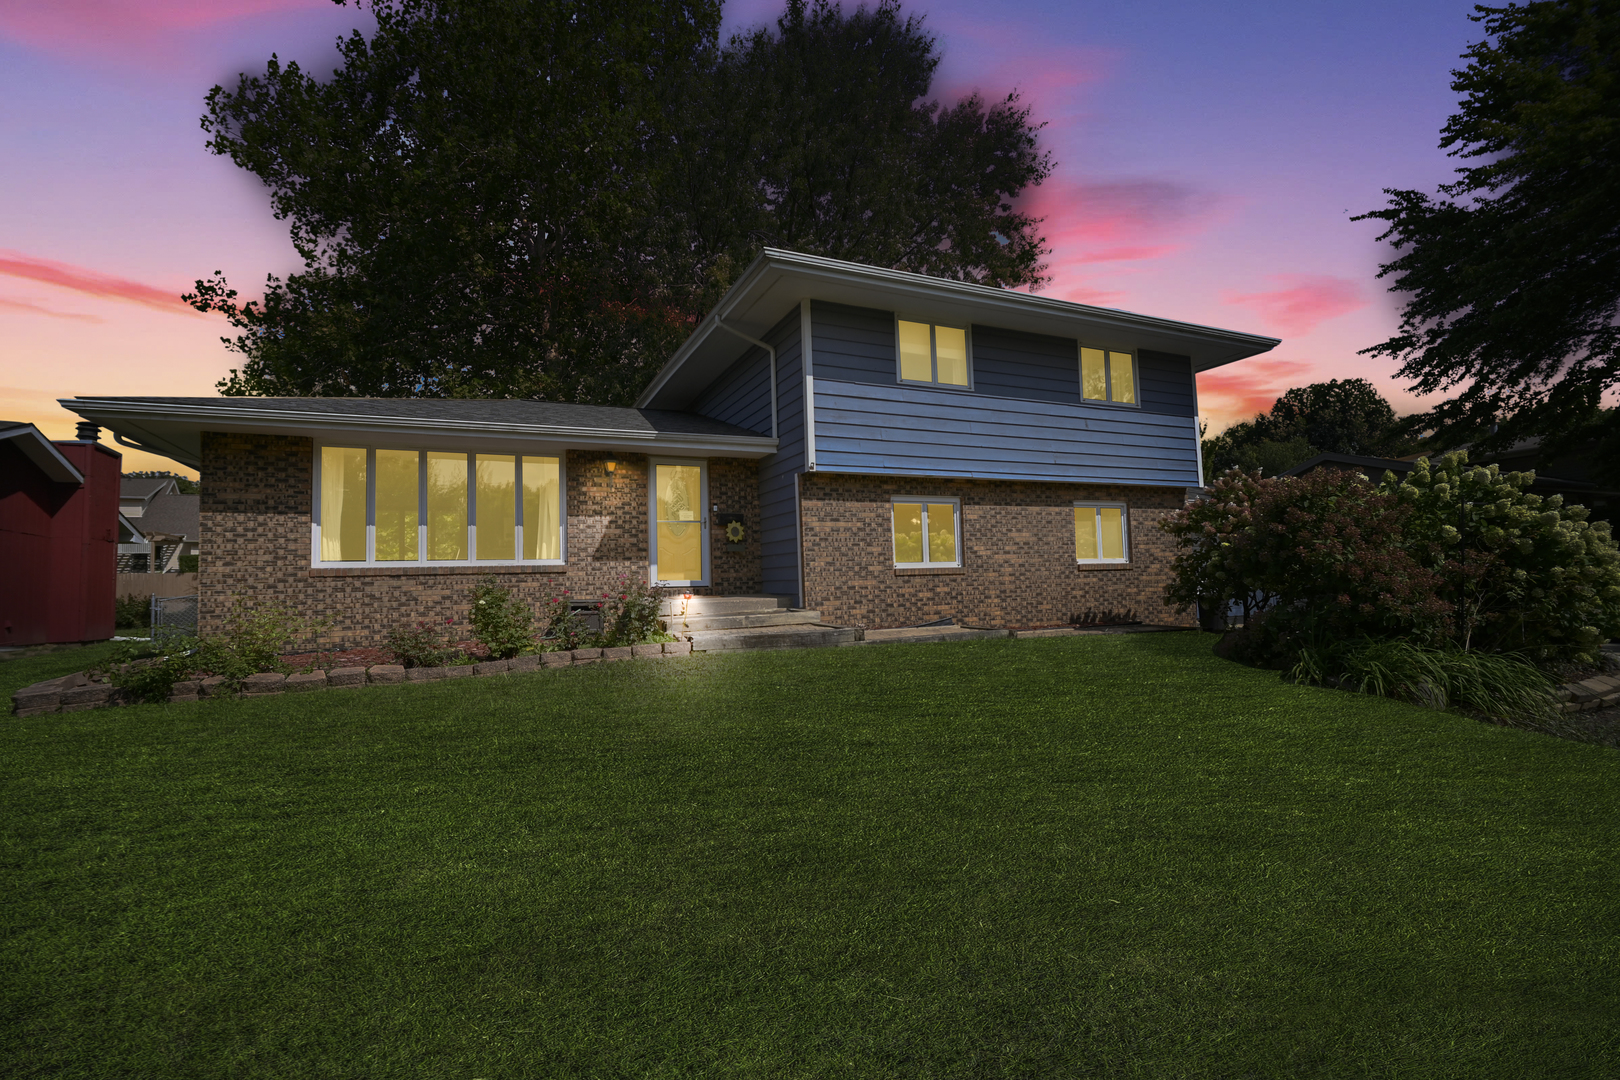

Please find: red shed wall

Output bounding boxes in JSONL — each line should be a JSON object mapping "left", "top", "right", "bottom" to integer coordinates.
{"left": 48, "top": 442, "right": 120, "bottom": 643}
{"left": 0, "top": 441, "right": 58, "bottom": 646}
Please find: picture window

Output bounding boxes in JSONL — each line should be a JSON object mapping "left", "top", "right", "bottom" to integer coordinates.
{"left": 315, "top": 446, "right": 563, "bottom": 566}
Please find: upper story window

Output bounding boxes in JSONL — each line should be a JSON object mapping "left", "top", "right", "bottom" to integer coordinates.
{"left": 897, "top": 319, "right": 972, "bottom": 388}
{"left": 1081, "top": 347, "right": 1137, "bottom": 406}
{"left": 315, "top": 445, "right": 563, "bottom": 566}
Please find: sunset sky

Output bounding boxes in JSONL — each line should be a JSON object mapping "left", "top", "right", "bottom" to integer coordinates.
{"left": 1, "top": 0, "right": 1482, "bottom": 477}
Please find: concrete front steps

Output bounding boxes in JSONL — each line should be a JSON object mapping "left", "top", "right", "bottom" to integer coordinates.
{"left": 660, "top": 595, "right": 863, "bottom": 652}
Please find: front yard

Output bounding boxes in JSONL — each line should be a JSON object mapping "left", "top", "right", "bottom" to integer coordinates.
{"left": 2, "top": 633, "right": 1615, "bottom": 1078}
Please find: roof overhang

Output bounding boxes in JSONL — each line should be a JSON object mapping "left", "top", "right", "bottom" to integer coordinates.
{"left": 638, "top": 248, "right": 1282, "bottom": 410}
{"left": 59, "top": 399, "right": 779, "bottom": 471}
{"left": 0, "top": 422, "right": 85, "bottom": 484}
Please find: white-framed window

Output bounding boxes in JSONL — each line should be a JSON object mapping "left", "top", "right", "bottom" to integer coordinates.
{"left": 1075, "top": 502, "right": 1129, "bottom": 564}
{"left": 1081, "top": 346, "right": 1138, "bottom": 405}
{"left": 891, "top": 497, "right": 962, "bottom": 568}
{"left": 896, "top": 317, "right": 972, "bottom": 389}
{"left": 313, "top": 445, "right": 564, "bottom": 566}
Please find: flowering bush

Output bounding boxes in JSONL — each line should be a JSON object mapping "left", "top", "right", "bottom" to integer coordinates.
{"left": 538, "top": 589, "right": 592, "bottom": 651}
{"left": 597, "top": 574, "right": 665, "bottom": 647}
{"left": 1162, "top": 453, "right": 1620, "bottom": 670}
{"left": 467, "top": 576, "right": 535, "bottom": 659}
{"left": 386, "top": 617, "right": 466, "bottom": 668}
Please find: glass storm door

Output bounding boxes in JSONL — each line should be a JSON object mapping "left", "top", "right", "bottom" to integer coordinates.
{"left": 651, "top": 460, "right": 707, "bottom": 586}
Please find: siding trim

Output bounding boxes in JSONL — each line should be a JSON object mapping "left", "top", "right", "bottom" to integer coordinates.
{"left": 801, "top": 298, "right": 817, "bottom": 471}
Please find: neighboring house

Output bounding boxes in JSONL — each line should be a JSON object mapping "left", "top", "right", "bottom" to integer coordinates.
{"left": 0, "top": 421, "right": 120, "bottom": 645}
{"left": 61, "top": 249, "right": 1279, "bottom": 646}
{"left": 117, "top": 478, "right": 200, "bottom": 572}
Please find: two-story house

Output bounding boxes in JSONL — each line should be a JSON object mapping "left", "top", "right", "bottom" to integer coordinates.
{"left": 60, "top": 250, "right": 1278, "bottom": 645}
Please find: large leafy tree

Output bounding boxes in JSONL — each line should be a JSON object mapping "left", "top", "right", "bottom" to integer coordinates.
{"left": 1201, "top": 378, "right": 1408, "bottom": 480}
{"left": 1356, "top": 0, "right": 1620, "bottom": 479}
{"left": 190, "top": 0, "right": 1052, "bottom": 404}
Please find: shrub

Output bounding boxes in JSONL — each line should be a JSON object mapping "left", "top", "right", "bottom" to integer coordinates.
{"left": 537, "top": 589, "right": 592, "bottom": 651}
{"left": 1379, "top": 453, "right": 1620, "bottom": 665}
{"left": 96, "top": 637, "right": 198, "bottom": 703}
{"left": 114, "top": 594, "right": 150, "bottom": 628}
{"left": 467, "top": 576, "right": 534, "bottom": 659}
{"left": 206, "top": 595, "right": 332, "bottom": 676}
{"left": 597, "top": 574, "right": 665, "bottom": 647}
{"left": 1163, "top": 454, "right": 1620, "bottom": 670}
{"left": 1291, "top": 638, "right": 1558, "bottom": 723}
{"left": 386, "top": 617, "right": 465, "bottom": 668}
{"left": 177, "top": 554, "right": 199, "bottom": 573}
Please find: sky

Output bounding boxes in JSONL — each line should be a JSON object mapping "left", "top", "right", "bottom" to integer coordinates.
{"left": 0, "top": 0, "right": 1484, "bottom": 477}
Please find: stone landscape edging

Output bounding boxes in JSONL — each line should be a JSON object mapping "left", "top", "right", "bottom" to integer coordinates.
{"left": 10, "top": 640, "right": 695, "bottom": 717}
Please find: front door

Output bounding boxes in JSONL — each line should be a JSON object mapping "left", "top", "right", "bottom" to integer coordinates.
{"left": 650, "top": 459, "right": 708, "bottom": 586}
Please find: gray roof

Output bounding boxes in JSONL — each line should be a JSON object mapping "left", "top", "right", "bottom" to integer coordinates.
{"left": 61, "top": 395, "right": 779, "bottom": 471}
{"left": 120, "top": 477, "right": 175, "bottom": 500}
{"left": 138, "top": 492, "right": 199, "bottom": 541}
{"left": 101, "top": 397, "right": 756, "bottom": 438}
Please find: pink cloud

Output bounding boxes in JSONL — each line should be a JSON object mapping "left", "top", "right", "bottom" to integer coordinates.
{"left": 1196, "top": 358, "right": 1317, "bottom": 431}
{"left": 1223, "top": 274, "right": 1367, "bottom": 338}
{"left": 0, "top": 296, "right": 100, "bottom": 322}
{"left": 0, "top": 250, "right": 196, "bottom": 315}
{"left": 1022, "top": 177, "right": 1232, "bottom": 289}
{"left": 0, "top": 0, "right": 328, "bottom": 56}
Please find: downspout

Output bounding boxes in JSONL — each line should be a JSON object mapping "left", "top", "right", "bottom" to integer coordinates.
{"left": 713, "top": 321, "right": 778, "bottom": 439}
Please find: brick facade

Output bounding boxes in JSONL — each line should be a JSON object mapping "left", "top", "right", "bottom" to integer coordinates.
{"left": 198, "top": 433, "right": 761, "bottom": 647}
{"left": 799, "top": 472, "right": 1193, "bottom": 630}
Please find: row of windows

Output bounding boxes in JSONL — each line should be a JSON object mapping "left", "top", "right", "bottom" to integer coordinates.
{"left": 315, "top": 447, "right": 1130, "bottom": 570}
{"left": 895, "top": 318, "right": 1138, "bottom": 405}
{"left": 890, "top": 498, "right": 1130, "bottom": 568}
{"left": 317, "top": 447, "right": 563, "bottom": 565}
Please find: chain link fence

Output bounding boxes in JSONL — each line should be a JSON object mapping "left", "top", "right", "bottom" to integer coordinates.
{"left": 150, "top": 594, "right": 199, "bottom": 641}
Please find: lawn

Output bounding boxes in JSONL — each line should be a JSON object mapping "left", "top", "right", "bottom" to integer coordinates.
{"left": 2, "top": 633, "right": 1616, "bottom": 1078}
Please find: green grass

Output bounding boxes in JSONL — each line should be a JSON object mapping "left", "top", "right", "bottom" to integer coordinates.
{"left": 3, "top": 633, "right": 1616, "bottom": 1078}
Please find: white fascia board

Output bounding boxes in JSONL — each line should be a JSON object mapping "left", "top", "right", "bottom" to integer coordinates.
{"left": 59, "top": 399, "right": 778, "bottom": 467}
{"left": 0, "top": 423, "right": 85, "bottom": 484}
{"left": 637, "top": 249, "right": 1282, "bottom": 410}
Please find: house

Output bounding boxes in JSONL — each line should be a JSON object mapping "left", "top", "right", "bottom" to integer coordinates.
{"left": 60, "top": 250, "right": 1279, "bottom": 646}
{"left": 117, "top": 478, "right": 200, "bottom": 573}
{"left": 0, "top": 421, "right": 120, "bottom": 646}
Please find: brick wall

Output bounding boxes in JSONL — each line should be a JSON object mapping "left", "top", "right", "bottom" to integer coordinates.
{"left": 799, "top": 472, "right": 1193, "bottom": 630}
{"left": 198, "top": 434, "right": 762, "bottom": 647}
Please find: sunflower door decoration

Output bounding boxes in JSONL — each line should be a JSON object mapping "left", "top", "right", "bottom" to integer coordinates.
{"left": 718, "top": 513, "right": 747, "bottom": 551}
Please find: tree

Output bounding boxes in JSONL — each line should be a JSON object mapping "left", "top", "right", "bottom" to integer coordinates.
{"left": 667, "top": 0, "right": 1050, "bottom": 295}
{"left": 189, "top": 0, "right": 1052, "bottom": 405}
{"left": 1200, "top": 377, "right": 1407, "bottom": 480}
{"left": 1356, "top": 1, "right": 1620, "bottom": 482}
{"left": 189, "top": 0, "right": 722, "bottom": 404}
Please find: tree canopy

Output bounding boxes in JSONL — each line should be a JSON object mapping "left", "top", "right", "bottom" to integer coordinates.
{"left": 189, "top": 0, "right": 1052, "bottom": 404}
{"left": 1201, "top": 378, "right": 1409, "bottom": 480}
{"left": 1356, "top": 0, "right": 1620, "bottom": 480}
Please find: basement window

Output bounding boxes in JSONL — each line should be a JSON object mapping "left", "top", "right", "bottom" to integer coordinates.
{"left": 892, "top": 497, "right": 962, "bottom": 568}
{"left": 314, "top": 445, "right": 564, "bottom": 566}
{"left": 1075, "top": 502, "right": 1129, "bottom": 564}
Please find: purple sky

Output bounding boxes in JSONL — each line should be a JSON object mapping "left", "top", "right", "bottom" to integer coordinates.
{"left": 1, "top": 0, "right": 1482, "bottom": 475}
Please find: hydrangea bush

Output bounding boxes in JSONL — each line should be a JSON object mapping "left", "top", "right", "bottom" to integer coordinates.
{"left": 1161, "top": 452, "right": 1620, "bottom": 670}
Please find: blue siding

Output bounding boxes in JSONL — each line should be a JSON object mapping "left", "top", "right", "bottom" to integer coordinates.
{"left": 691, "top": 342, "right": 773, "bottom": 435}
{"left": 971, "top": 324, "right": 1080, "bottom": 404}
{"left": 766, "top": 311, "right": 806, "bottom": 605}
{"left": 810, "top": 300, "right": 893, "bottom": 384}
{"left": 812, "top": 378, "right": 1200, "bottom": 486}
{"left": 1139, "top": 349, "right": 1195, "bottom": 417}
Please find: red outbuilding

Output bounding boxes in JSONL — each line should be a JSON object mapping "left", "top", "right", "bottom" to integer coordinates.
{"left": 0, "top": 421, "right": 121, "bottom": 646}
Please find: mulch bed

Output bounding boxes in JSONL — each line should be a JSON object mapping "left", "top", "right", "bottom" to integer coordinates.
{"left": 279, "top": 641, "right": 490, "bottom": 671}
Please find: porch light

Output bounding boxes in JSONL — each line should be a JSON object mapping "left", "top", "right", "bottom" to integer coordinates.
{"left": 604, "top": 458, "right": 618, "bottom": 474}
